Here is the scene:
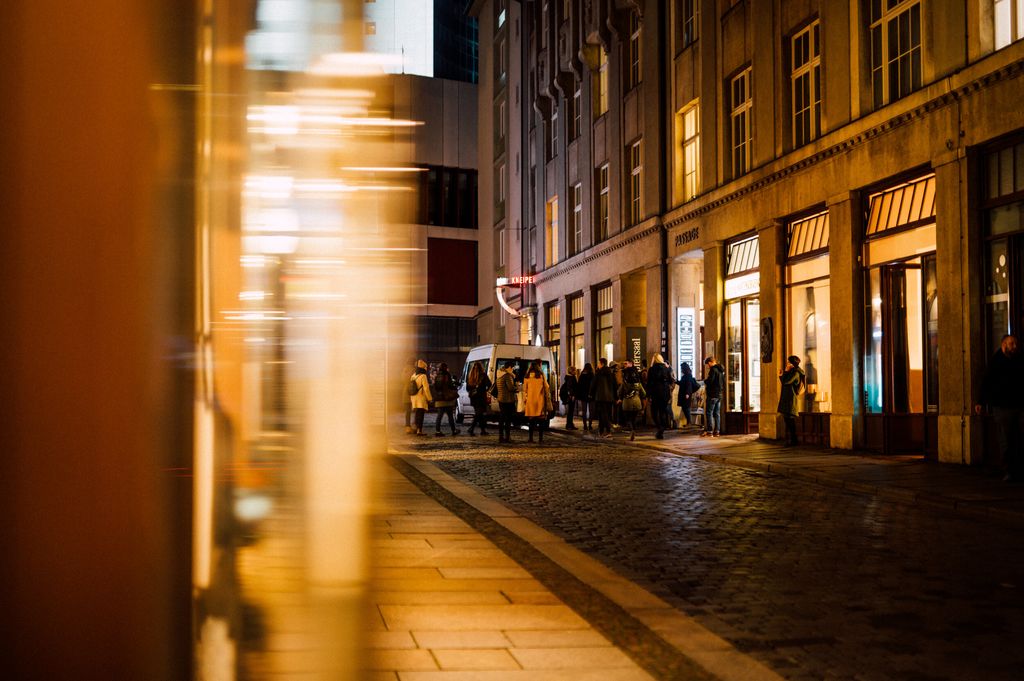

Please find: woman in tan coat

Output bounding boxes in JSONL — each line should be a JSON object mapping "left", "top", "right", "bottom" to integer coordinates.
{"left": 523, "top": 367, "right": 547, "bottom": 443}
{"left": 409, "top": 359, "right": 433, "bottom": 435}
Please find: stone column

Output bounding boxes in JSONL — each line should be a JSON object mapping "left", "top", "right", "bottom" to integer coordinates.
{"left": 933, "top": 150, "right": 984, "bottom": 464}
{"left": 645, "top": 263, "right": 665, "bottom": 365}
{"left": 702, "top": 242, "right": 725, "bottom": 369}
{"left": 828, "top": 192, "right": 862, "bottom": 450}
{"left": 610, "top": 275, "right": 623, "bottom": 361}
{"left": 758, "top": 220, "right": 785, "bottom": 440}
{"left": 583, "top": 285, "right": 595, "bottom": 366}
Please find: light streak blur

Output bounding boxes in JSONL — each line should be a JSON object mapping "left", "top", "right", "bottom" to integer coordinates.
{"left": 193, "top": 1, "right": 414, "bottom": 679}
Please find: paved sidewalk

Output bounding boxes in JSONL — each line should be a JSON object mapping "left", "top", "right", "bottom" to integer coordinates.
{"left": 369, "top": 461, "right": 657, "bottom": 680}
{"left": 547, "top": 417, "right": 1024, "bottom": 526}
{"left": 376, "top": 455, "right": 788, "bottom": 681}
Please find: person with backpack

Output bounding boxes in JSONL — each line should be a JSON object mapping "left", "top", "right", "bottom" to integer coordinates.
{"left": 701, "top": 356, "right": 725, "bottom": 437}
{"left": 777, "top": 355, "right": 806, "bottom": 446}
{"left": 560, "top": 366, "right": 579, "bottom": 430}
{"left": 618, "top": 365, "right": 647, "bottom": 441}
{"left": 432, "top": 362, "right": 460, "bottom": 436}
{"left": 676, "top": 362, "right": 700, "bottom": 428}
{"left": 495, "top": 361, "right": 519, "bottom": 443}
{"left": 408, "top": 359, "right": 433, "bottom": 436}
{"left": 466, "top": 361, "right": 492, "bottom": 436}
{"left": 646, "top": 353, "right": 674, "bottom": 439}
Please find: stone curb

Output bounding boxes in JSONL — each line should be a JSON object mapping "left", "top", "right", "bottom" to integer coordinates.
{"left": 390, "top": 451, "right": 787, "bottom": 681}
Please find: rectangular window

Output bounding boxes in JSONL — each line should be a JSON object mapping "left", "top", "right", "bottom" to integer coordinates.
{"left": 678, "top": 0, "right": 698, "bottom": 49}
{"left": 497, "top": 38, "right": 507, "bottom": 86}
{"left": 498, "top": 100, "right": 506, "bottom": 141}
{"left": 870, "top": 0, "right": 922, "bottom": 108}
{"left": 594, "top": 48, "right": 609, "bottom": 118}
{"left": 730, "top": 68, "right": 752, "bottom": 177}
{"left": 529, "top": 224, "right": 537, "bottom": 268}
{"left": 791, "top": 21, "right": 821, "bottom": 148}
{"left": 545, "top": 197, "right": 560, "bottom": 267}
{"left": 571, "top": 86, "right": 582, "bottom": 139}
{"left": 571, "top": 183, "right": 583, "bottom": 256}
{"left": 595, "top": 284, "right": 613, "bottom": 361}
{"left": 550, "top": 109, "right": 558, "bottom": 159}
{"left": 681, "top": 102, "right": 700, "bottom": 201}
{"left": 570, "top": 294, "right": 585, "bottom": 369}
{"left": 497, "top": 226, "right": 505, "bottom": 267}
{"left": 629, "top": 140, "right": 642, "bottom": 225}
{"left": 628, "top": 12, "right": 642, "bottom": 89}
{"left": 995, "top": 0, "right": 1024, "bottom": 49}
{"left": 496, "top": 0, "right": 506, "bottom": 30}
{"left": 786, "top": 257, "right": 832, "bottom": 415}
{"left": 596, "top": 164, "right": 610, "bottom": 242}
{"left": 497, "top": 163, "right": 506, "bottom": 205}
{"left": 546, "top": 303, "right": 561, "bottom": 373}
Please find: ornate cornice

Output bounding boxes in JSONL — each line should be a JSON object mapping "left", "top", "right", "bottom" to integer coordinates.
{"left": 664, "top": 57, "right": 1024, "bottom": 231}
{"left": 534, "top": 221, "right": 662, "bottom": 285}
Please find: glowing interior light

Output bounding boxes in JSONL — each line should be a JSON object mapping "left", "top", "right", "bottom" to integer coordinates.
{"left": 244, "top": 174, "right": 294, "bottom": 199}
{"left": 309, "top": 51, "right": 404, "bottom": 76}
{"left": 239, "top": 291, "right": 267, "bottom": 301}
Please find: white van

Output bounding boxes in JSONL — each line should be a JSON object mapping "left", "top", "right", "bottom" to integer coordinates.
{"left": 457, "top": 343, "right": 558, "bottom": 424}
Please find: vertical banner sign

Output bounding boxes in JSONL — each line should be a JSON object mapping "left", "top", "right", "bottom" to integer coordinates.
{"left": 626, "top": 327, "right": 646, "bottom": 368}
{"left": 676, "top": 308, "right": 695, "bottom": 372}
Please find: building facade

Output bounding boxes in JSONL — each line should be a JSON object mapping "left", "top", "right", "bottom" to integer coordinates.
{"left": 392, "top": 75, "right": 481, "bottom": 369}
{"left": 473, "top": 0, "right": 1024, "bottom": 465}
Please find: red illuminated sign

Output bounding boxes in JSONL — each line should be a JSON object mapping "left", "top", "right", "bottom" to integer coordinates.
{"left": 496, "top": 275, "right": 535, "bottom": 288}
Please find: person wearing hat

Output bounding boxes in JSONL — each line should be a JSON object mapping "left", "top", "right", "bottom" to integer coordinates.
{"left": 777, "top": 355, "right": 806, "bottom": 446}
{"left": 409, "top": 359, "right": 433, "bottom": 436}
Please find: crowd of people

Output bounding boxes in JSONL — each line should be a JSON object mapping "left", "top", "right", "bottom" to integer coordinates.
{"left": 403, "top": 351, "right": 816, "bottom": 446}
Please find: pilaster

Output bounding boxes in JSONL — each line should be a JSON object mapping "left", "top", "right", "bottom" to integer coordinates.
{"left": 758, "top": 220, "right": 785, "bottom": 440}
{"left": 827, "top": 191, "right": 862, "bottom": 449}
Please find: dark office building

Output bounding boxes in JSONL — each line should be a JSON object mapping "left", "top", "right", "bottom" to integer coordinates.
{"left": 433, "top": 0, "right": 478, "bottom": 83}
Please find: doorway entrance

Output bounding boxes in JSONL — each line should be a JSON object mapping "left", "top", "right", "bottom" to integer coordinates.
{"left": 863, "top": 255, "right": 939, "bottom": 455}
{"left": 725, "top": 296, "right": 761, "bottom": 434}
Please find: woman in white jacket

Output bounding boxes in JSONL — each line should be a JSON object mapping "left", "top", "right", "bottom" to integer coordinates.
{"left": 410, "top": 359, "right": 433, "bottom": 435}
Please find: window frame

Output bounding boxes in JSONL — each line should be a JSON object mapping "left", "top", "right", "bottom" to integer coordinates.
{"left": 571, "top": 183, "right": 583, "bottom": 256}
{"left": 629, "top": 139, "right": 643, "bottom": 225}
{"left": 791, "top": 20, "right": 821, "bottom": 148}
{"left": 628, "top": 12, "right": 642, "bottom": 90}
{"left": 545, "top": 196, "right": 560, "bottom": 268}
{"left": 869, "top": 0, "right": 922, "bottom": 108}
{"left": 994, "top": 0, "right": 1024, "bottom": 49}
{"left": 593, "top": 48, "right": 609, "bottom": 118}
{"left": 596, "top": 163, "right": 610, "bottom": 242}
{"left": 681, "top": 102, "right": 700, "bottom": 202}
{"left": 729, "top": 67, "right": 753, "bottom": 178}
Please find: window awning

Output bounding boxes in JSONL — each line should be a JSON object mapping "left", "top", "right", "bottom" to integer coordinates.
{"left": 726, "top": 235, "right": 759, "bottom": 276}
{"left": 866, "top": 174, "right": 936, "bottom": 236}
{"left": 788, "top": 210, "right": 829, "bottom": 258}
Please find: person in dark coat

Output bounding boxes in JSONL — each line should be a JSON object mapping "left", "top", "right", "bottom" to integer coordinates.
{"left": 702, "top": 357, "right": 725, "bottom": 437}
{"left": 466, "top": 361, "right": 492, "bottom": 436}
{"left": 432, "top": 363, "right": 460, "bottom": 436}
{"left": 618, "top": 366, "right": 647, "bottom": 441}
{"left": 495, "top": 361, "right": 519, "bottom": 443}
{"left": 577, "top": 363, "right": 595, "bottom": 431}
{"left": 560, "top": 366, "right": 579, "bottom": 430}
{"left": 646, "top": 353, "right": 674, "bottom": 439}
{"left": 676, "top": 362, "right": 700, "bottom": 428}
{"left": 976, "top": 334, "right": 1024, "bottom": 481}
{"left": 590, "top": 358, "right": 617, "bottom": 437}
{"left": 777, "top": 355, "right": 805, "bottom": 446}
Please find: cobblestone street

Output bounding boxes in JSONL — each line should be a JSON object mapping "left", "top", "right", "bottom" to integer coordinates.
{"left": 400, "top": 431, "right": 1024, "bottom": 681}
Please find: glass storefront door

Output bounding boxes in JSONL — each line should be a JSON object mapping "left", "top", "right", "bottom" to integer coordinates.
{"left": 725, "top": 296, "right": 761, "bottom": 433}
{"left": 863, "top": 254, "right": 939, "bottom": 454}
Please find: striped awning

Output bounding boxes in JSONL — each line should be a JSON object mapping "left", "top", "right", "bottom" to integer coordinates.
{"left": 866, "top": 174, "right": 936, "bottom": 236}
{"left": 788, "top": 210, "right": 829, "bottom": 258}
{"left": 726, "top": 236, "right": 759, "bottom": 276}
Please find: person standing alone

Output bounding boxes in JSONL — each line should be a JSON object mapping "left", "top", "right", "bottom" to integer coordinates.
{"left": 560, "top": 366, "right": 579, "bottom": 430}
{"left": 777, "top": 355, "right": 805, "bottom": 446}
{"left": 976, "top": 334, "right": 1024, "bottom": 481}
{"left": 432, "top": 362, "right": 460, "bottom": 436}
{"left": 702, "top": 357, "right": 725, "bottom": 437}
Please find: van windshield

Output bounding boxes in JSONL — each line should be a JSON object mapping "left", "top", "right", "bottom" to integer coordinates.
{"left": 498, "top": 359, "right": 551, "bottom": 383}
